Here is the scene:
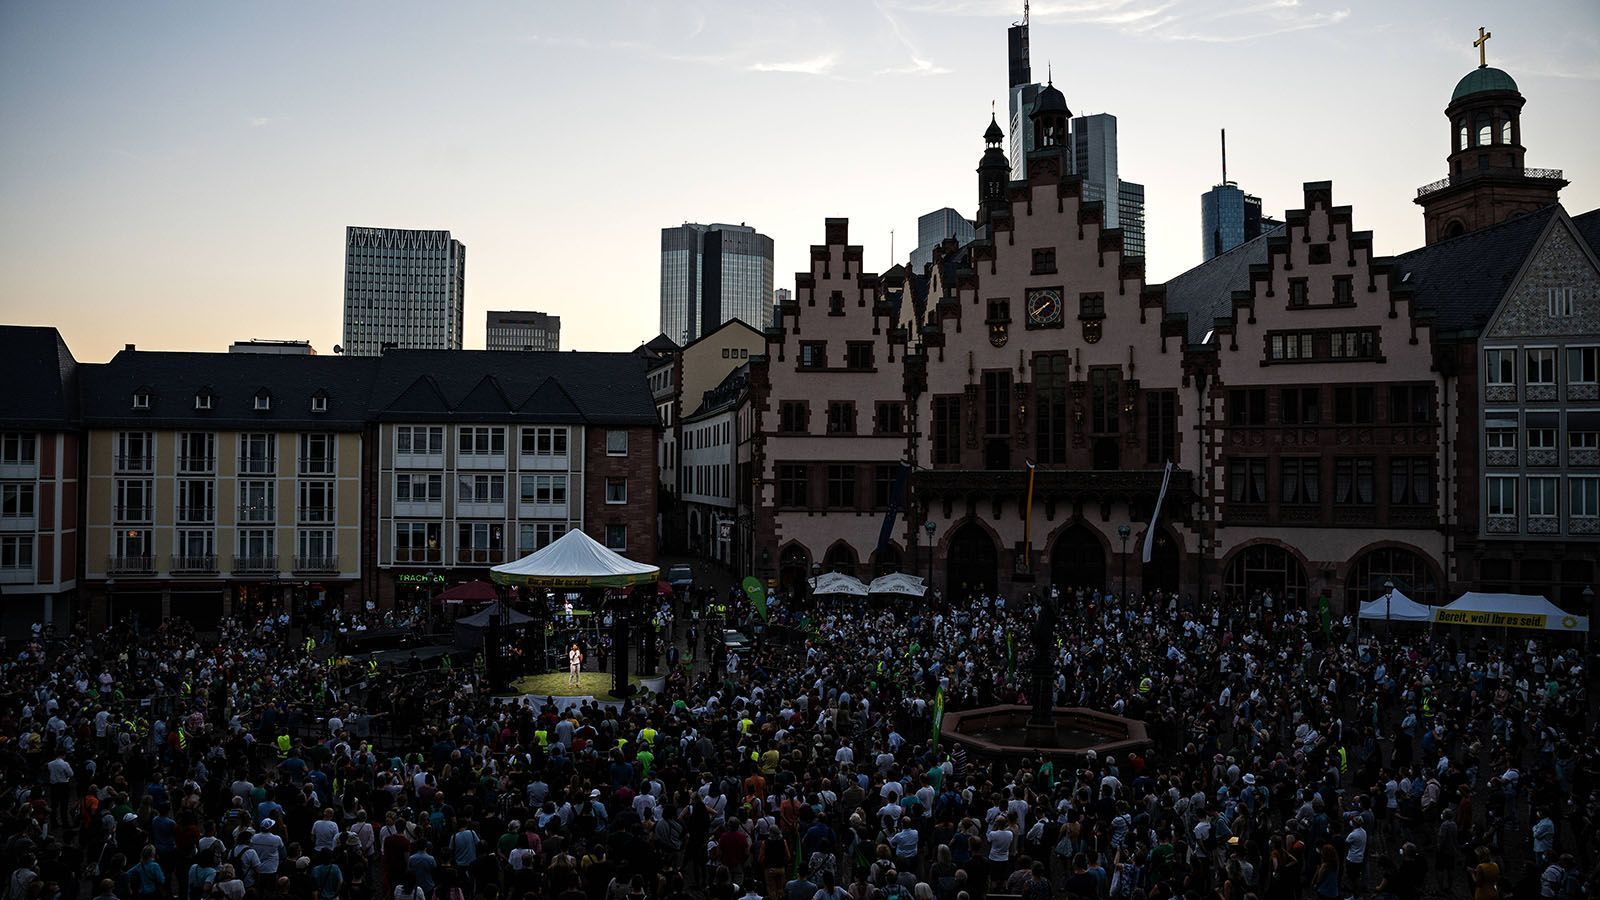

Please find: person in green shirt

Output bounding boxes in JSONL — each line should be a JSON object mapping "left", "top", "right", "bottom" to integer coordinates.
{"left": 637, "top": 746, "right": 655, "bottom": 780}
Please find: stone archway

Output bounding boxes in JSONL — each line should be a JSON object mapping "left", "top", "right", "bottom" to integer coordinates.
{"left": 1051, "top": 522, "right": 1107, "bottom": 594}
{"left": 1140, "top": 527, "right": 1182, "bottom": 595}
{"left": 945, "top": 522, "right": 998, "bottom": 601}
{"left": 1222, "top": 542, "right": 1310, "bottom": 607}
{"left": 1345, "top": 544, "right": 1442, "bottom": 606}
{"left": 822, "top": 541, "right": 859, "bottom": 578}
{"left": 779, "top": 543, "right": 810, "bottom": 599}
{"left": 870, "top": 543, "right": 904, "bottom": 578}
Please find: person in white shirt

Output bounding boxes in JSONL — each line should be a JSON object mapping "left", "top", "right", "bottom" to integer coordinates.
{"left": 251, "top": 820, "right": 285, "bottom": 876}
{"left": 310, "top": 808, "right": 340, "bottom": 852}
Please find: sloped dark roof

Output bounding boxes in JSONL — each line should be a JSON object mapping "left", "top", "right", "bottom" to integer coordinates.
{"left": 80, "top": 351, "right": 379, "bottom": 429}
{"left": 1573, "top": 208, "right": 1600, "bottom": 259}
{"left": 634, "top": 334, "right": 680, "bottom": 359}
{"left": 684, "top": 362, "right": 750, "bottom": 421}
{"left": 1394, "top": 206, "right": 1558, "bottom": 335}
{"left": 0, "top": 325, "right": 79, "bottom": 427}
{"left": 1161, "top": 225, "right": 1284, "bottom": 346}
{"left": 368, "top": 350, "right": 657, "bottom": 425}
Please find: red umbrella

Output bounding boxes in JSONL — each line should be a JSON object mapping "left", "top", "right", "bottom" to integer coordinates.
{"left": 433, "top": 581, "right": 498, "bottom": 604}
{"left": 656, "top": 580, "right": 674, "bottom": 596}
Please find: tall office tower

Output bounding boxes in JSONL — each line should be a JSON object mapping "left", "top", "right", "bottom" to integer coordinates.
{"left": 772, "top": 288, "right": 791, "bottom": 327}
{"left": 660, "top": 223, "right": 775, "bottom": 345}
{"left": 1006, "top": 6, "right": 1040, "bottom": 181}
{"left": 1117, "top": 181, "right": 1147, "bottom": 259}
{"left": 1071, "top": 114, "right": 1147, "bottom": 258}
{"left": 342, "top": 227, "right": 465, "bottom": 356}
{"left": 1199, "top": 131, "right": 1281, "bottom": 260}
{"left": 910, "top": 208, "right": 977, "bottom": 270}
{"left": 485, "top": 310, "right": 561, "bottom": 351}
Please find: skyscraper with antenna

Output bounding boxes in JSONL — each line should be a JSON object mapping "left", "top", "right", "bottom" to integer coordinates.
{"left": 1200, "top": 128, "right": 1281, "bottom": 261}
{"left": 1007, "top": 2, "right": 1040, "bottom": 182}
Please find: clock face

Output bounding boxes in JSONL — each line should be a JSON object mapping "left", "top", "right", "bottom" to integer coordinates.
{"left": 1027, "top": 288, "right": 1063, "bottom": 328}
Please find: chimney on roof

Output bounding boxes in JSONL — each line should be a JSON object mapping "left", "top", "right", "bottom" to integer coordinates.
{"left": 124, "top": 343, "right": 136, "bottom": 352}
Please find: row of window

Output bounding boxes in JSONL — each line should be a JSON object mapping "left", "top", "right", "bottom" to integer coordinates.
{"left": 0, "top": 434, "right": 36, "bottom": 467}
{"left": 797, "top": 341, "right": 876, "bottom": 371}
{"left": 394, "top": 425, "right": 623, "bottom": 457}
{"left": 394, "top": 521, "right": 626, "bottom": 554}
{"left": 685, "top": 463, "right": 730, "bottom": 500}
{"left": 132, "top": 390, "right": 329, "bottom": 413}
{"left": 1227, "top": 457, "right": 1434, "bottom": 507}
{"left": 1228, "top": 385, "right": 1434, "bottom": 427}
{"left": 112, "top": 478, "right": 339, "bottom": 524}
{"left": 1486, "top": 475, "right": 1600, "bottom": 520}
{"left": 113, "top": 433, "right": 336, "bottom": 474}
{"left": 779, "top": 401, "right": 906, "bottom": 436}
{"left": 1456, "top": 116, "right": 1513, "bottom": 152}
{"left": 1486, "top": 346, "right": 1597, "bottom": 386}
{"left": 393, "top": 473, "right": 624, "bottom": 506}
{"left": 109, "top": 528, "right": 338, "bottom": 565}
{"left": 685, "top": 420, "right": 731, "bottom": 450}
{"left": 1265, "top": 328, "right": 1377, "bottom": 362}
{"left": 775, "top": 463, "right": 912, "bottom": 510}
{"left": 1486, "top": 427, "right": 1599, "bottom": 454}
{"left": 1284, "top": 275, "right": 1357, "bottom": 308}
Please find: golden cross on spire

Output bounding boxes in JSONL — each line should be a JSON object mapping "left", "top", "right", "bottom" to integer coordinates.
{"left": 1474, "top": 26, "right": 1492, "bottom": 68}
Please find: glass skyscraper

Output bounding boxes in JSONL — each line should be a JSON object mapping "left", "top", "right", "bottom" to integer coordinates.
{"left": 1070, "top": 114, "right": 1146, "bottom": 258}
{"left": 1200, "top": 184, "right": 1279, "bottom": 260}
{"left": 342, "top": 227, "right": 465, "bottom": 356}
{"left": 911, "top": 208, "right": 977, "bottom": 270}
{"left": 660, "top": 223, "right": 774, "bottom": 345}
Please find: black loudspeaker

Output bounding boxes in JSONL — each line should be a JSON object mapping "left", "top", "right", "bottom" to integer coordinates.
{"left": 612, "top": 615, "right": 633, "bottom": 696}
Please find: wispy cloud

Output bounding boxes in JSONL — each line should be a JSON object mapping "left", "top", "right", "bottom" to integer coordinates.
{"left": 246, "top": 116, "right": 272, "bottom": 128}
{"left": 875, "top": 0, "right": 953, "bottom": 76}
{"left": 885, "top": 0, "right": 1349, "bottom": 44}
{"left": 748, "top": 54, "right": 838, "bottom": 75}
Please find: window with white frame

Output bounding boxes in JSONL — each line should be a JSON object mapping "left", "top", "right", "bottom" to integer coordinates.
{"left": 1, "top": 484, "right": 35, "bottom": 520}
{"left": 395, "top": 522, "right": 441, "bottom": 559}
{"left": 1, "top": 535, "right": 33, "bottom": 570}
{"left": 116, "top": 432, "right": 154, "bottom": 471}
{"left": 1486, "top": 428, "right": 1517, "bottom": 450}
{"left": 1527, "top": 476, "right": 1559, "bottom": 519}
{"left": 238, "top": 480, "right": 275, "bottom": 522}
{"left": 1548, "top": 287, "right": 1575, "bottom": 317}
{"left": 297, "top": 529, "right": 335, "bottom": 562}
{"left": 604, "top": 524, "right": 627, "bottom": 551}
{"left": 299, "top": 433, "right": 335, "bottom": 474}
{"left": 1485, "top": 349, "right": 1516, "bottom": 385}
{"left": 179, "top": 432, "right": 215, "bottom": 472}
{"left": 298, "top": 480, "right": 335, "bottom": 523}
{"left": 177, "top": 479, "right": 213, "bottom": 522}
{"left": 457, "top": 426, "right": 506, "bottom": 456}
{"left": 605, "top": 477, "right": 627, "bottom": 504}
{"left": 520, "top": 426, "right": 569, "bottom": 459}
{"left": 115, "top": 478, "right": 153, "bottom": 520}
{"left": 0, "top": 433, "right": 36, "bottom": 467}
{"left": 116, "top": 529, "right": 152, "bottom": 559}
{"left": 237, "top": 529, "right": 274, "bottom": 562}
{"left": 456, "top": 474, "right": 505, "bottom": 503}
{"left": 395, "top": 473, "right": 443, "bottom": 503}
{"left": 606, "top": 429, "right": 628, "bottom": 455}
{"left": 194, "top": 392, "right": 213, "bottom": 410}
{"left": 131, "top": 390, "right": 150, "bottom": 410}
{"left": 519, "top": 474, "right": 567, "bottom": 505}
{"left": 395, "top": 426, "right": 444, "bottom": 455}
{"left": 254, "top": 390, "right": 272, "bottom": 411}
{"left": 1570, "top": 347, "right": 1598, "bottom": 385}
{"left": 456, "top": 522, "right": 503, "bottom": 551}
{"left": 310, "top": 393, "right": 328, "bottom": 413}
{"left": 1573, "top": 431, "right": 1600, "bottom": 450}
{"left": 1527, "top": 428, "right": 1557, "bottom": 450}
{"left": 1525, "top": 348, "right": 1556, "bottom": 386}
{"left": 176, "top": 529, "right": 214, "bottom": 559}
{"left": 1572, "top": 477, "right": 1600, "bottom": 518}
{"left": 1486, "top": 476, "right": 1517, "bottom": 517}
{"left": 518, "top": 523, "right": 562, "bottom": 553}
{"left": 239, "top": 433, "right": 275, "bottom": 474}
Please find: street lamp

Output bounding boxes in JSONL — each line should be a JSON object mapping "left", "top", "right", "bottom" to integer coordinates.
{"left": 1384, "top": 578, "right": 1396, "bottom": 625}
{"left": 1117, "top": 524, "right": 1131, "bottom": 600}
{"left": 924, "top": 519, "right": 938, "bottom": 585}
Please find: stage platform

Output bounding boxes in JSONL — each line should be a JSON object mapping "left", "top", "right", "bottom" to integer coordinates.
{"left": 503, "top": 671, "right": 666, "bottom": 708}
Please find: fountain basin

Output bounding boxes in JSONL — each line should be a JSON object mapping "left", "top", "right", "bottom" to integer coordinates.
{"left": 940, "top": 705, "right": 1150, "bottom": 762}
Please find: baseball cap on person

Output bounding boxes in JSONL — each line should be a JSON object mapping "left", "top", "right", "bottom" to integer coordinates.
{"left": 261, "top": 818, "right": 276, "bottom": 830}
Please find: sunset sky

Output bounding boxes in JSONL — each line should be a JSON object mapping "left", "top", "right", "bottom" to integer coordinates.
{"left": 2, "top": 0, "right": 1597, "bottom": 361}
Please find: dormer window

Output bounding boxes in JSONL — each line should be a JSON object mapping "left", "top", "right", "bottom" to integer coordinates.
{"left": 310, "top": 393, "right": 328, "bottom": 413}
{"left": 132, "top": 391, "right": 151, "bottom": 410}
{"left": 254, "top": 391, "right": 272, "bottom": 411}
{"left": 195, "top": 391, "right": 214, "bottom": 410}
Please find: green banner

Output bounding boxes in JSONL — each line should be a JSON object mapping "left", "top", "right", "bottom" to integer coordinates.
{"left": 743, "top": 576, "right": 768, "bottom": 622}
{"left": 931, "top": 686, "right": 945, "bottom": 748}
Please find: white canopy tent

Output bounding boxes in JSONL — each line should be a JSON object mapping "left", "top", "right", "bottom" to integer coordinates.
{"left": 1357, "top": 588, "right": 1433, "bottom": 623}
{"left": 809, "top": 572, "right": 869, "bottom": 597}
{"left": 868, "top": 572, "right": 928, "bottom": 597}
{"left": 1431, "top": 592, "right": 1589, "bottom": 633}
{"left": 490, "top": 528, "right": 659, "bottom": 589}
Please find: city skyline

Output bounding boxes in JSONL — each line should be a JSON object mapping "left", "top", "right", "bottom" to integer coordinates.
{"left": 2, "top": 1, "right": 1598, "bottom": 362}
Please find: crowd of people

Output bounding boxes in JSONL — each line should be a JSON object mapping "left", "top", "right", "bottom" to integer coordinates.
{"left": 1, "top": 579, "right": 1596, "bottom": 900}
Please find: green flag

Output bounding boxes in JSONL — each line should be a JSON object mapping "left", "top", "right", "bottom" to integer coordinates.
{"left": 1318, "top": 595, "right": 1332, "bottom": 637}
{"left": 1006, "top": 633, "right": 1015, "bottom": 679}
{"left": 931, "top": 687, "right": 946, "bottom": 748}
{"left": 742, "top": 576, "right": 768, "bottom": 622}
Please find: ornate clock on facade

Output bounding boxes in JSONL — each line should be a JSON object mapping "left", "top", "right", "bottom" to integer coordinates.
{"left": 1026, "top": 287, "right": 1064, "bottom": 329}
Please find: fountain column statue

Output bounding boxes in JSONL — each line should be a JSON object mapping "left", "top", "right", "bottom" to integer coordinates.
{"left": 1027, "top": 590, "right": 1059, "bottom": 729}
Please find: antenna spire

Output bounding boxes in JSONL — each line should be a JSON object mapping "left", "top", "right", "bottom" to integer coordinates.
{"left": 1221, "top": 128, "right": 1227, "bottom": 184}
{"left": 1023, "top": 0, "right": 1029, "bottom": 26}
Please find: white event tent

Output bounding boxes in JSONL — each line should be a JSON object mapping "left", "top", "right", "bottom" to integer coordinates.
{"left": 1357, "top": 589, "right": 1433, "bottom": 623}
{"left": 1431, "top": 592, "right": 1589, "bottom": 633}
{"left": 489, "top": 528, "right": 659, "bottom": 589}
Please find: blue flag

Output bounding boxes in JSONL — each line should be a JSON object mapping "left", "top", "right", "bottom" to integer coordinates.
{"left": 875, "top": 461, "right": 911, "bottom": 556}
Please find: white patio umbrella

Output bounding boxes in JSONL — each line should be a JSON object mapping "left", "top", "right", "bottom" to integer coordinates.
{"left": 867, "top": 572, "right": 928, "bottom": 597}
{"left": 808, "top": 572, "right": 869, "bottom": 597}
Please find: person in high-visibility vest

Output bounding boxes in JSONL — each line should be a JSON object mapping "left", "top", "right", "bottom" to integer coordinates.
{"left": 275, "top": 733, "right": 291, "bottom": 759}
{"left": 304, "top": 637, "right": 316, "bottom": 653}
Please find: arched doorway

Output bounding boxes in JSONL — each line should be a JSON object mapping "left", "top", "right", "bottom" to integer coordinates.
{"left": 1223, "top": 543, "right": 1309, "bottom": 607}
{"left": 779, "top": 544, "right": 810, "bottom": 599}
{"left": 1051, "top": 523, "right": 1107, "bottom": 594}
{"left": 823, "top": 541, "right": 859, "bottom": 578}
{"left": 1141, "top": 528, "right": 1181, "bottom": 595}
{"left": 871, "top": 544, "right": 903, "bottom": 577}
{"left": 945, "top": 523, "right": 998, "bottom": 600}
{"left": 1345, "top": 546, "right": 1441, "bottom": 607}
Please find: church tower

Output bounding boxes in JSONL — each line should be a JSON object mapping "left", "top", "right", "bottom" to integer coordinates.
{"left": 1024, "top": 77, "right": 1071, "bottom": 179}
{"left": 976, "top": 114, "right": 1010, "bottom": 225}
{"left": 1415, "top": 27, "right": 1566, "bottom": 245}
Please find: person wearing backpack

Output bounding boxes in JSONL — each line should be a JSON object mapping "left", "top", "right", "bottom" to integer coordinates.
{"left": 1541, "top": 853, "right": 1578, "bottom": 900}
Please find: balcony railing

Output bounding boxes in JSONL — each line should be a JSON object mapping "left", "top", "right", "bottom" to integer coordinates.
{"left": 395, "top": 548, "right": 443, "bottom": 564}
{"left": 298, "top": 457, "right": 337, "bottom": 475}
{"left": 237, "top": 504, "right": 276, "bottom": 523}
{"left": 177, "top": 506, "right": 215, "bottom": 524}
{"left": 293, "top": 555, "right": 339, "bottom": 572}
{"left": 298, "top": 506, "right": 337, "bottom": 524}
{"left": 231, "top": 555, "right": 278, "bottom": 573}
{"left": 1416, "top": 167, "right": 1566, "bottom": 198}
{"left": 107, "top": 555, "right": 154, "bottom": 574}
{"left": 237, "top": 456, "right": 276, "bottom": 475}
{"left": 172, "top": 554, "right": 218, "bottom": 573}
{"left": 114, "top": 505, "right": 153, "bottom": 522}
{"left": 456, "top": 548, "right": 506, "bottom": 565}
{"left": 177, "top": 456, "right": 215, "bottom": 473}
{"left": 114, "top": 455, "right": 153, "bottom": 472}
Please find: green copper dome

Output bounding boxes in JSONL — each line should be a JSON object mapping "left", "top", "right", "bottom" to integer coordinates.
{"left": 1452, "top": 66, "right": 1519, "bottom": 102}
